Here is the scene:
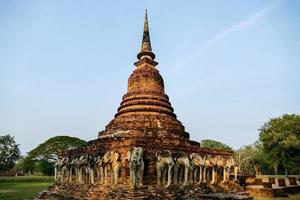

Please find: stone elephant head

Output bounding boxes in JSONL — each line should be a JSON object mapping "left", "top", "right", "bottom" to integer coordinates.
{"left": 66, "top": 156, "right": 74, "bottom": 168}
{"left": 225, "top": 156, "right": 235, "bottom": 168}
{"left": 156, "top": 150, "right": 172, "bottom": 162}
{"left": 103, "top": 151, "right": 120, "bottom": 164}
{"left": 77, "top": 154, "right": 88, "bottom": 168}
{"left": 205, "top": 155, "right": 213, "bottom": 167}
{"left": 189, "top": 153, "right": 206, "bottom": 166}
{"left": 61, "top": 157, "right": 68, "bottom": 166}
{"left": 216, "top": 156, "right": 225, "bottom": 167}
{"left": 210, "top": 155, "right": 224, "bottom": 168}
{"left": 127, "top": 147, "right": 144, "bottom": 168}
{"left": 95, "top": 155, "right": 103, "bottom": 167}
{"left": 87, "top": 154, "right": 98, "bottom": 168}
{"left": 54, "top": 158, "right": 62, "bottom": 168}
{"left": 70, "top": 156, "right": 77, "bottom": 165}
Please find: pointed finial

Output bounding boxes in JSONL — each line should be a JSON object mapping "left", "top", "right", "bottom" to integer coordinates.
{"left": 137, "top": 9, "right": 156, "bottom": 60}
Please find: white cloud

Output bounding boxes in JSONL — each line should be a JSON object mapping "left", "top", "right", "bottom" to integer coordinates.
{"left": 201, "top": 3, "right": 279, "bottom": 50}
{"left": 169, "top": 1, "right": 281, "bottom": 76}
{"left": 170, "top": 2, "right": 282, "bottom": 98}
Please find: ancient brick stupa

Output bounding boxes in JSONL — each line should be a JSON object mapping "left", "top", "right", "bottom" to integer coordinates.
{"left": 100, "top": 10, "right": 188, "bottom": 140}
{"left": 94, "top": 10, "right": 232, "bottom": 177}
{"left": 38, "top": 11, "right": 250, "bottom": 200}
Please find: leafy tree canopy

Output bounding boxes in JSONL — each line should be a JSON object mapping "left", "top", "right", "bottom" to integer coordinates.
{"left": 235, "top": 142, "right": 270, "bottom": 175}
{"left": 200, "top": 139, "right": 233, "bottom": 151}
{"left": 259, "top": 114, "right": 300, "bottom": 174}
{"left": 235, "top": 114, "right": 300, "bottom": 175}
{"left": 0, "top": 134, "right": 20, "bottom": 171}
{"left": 27, "top": 136, "right": 87, "bottom": 162}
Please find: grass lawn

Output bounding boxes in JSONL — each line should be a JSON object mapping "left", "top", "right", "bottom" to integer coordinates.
{"left": 0, "top": 176, "right": 54, "bottom": 200}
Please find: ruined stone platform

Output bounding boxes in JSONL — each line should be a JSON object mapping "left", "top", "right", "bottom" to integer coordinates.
{"left": 246, "top": 185, "right": 300, "bottom": 198}
{"left": 37, "top": 182, "right": 253, "bottom": 200}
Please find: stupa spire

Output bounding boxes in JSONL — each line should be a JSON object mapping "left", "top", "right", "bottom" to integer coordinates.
{"left": 137, "top": 9, "right": 156, "bottom": 60}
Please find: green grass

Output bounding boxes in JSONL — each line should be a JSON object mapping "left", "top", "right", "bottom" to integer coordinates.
{"left": 0, "top": 176, "right": 54, "bottom": 200}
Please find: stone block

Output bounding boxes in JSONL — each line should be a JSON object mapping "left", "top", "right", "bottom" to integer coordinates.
{"left": 254, "top": 178, "right": 263, "bottom": 185}
{"left": 278, "top": 179, "right": 286, "bottom": 187}
{"left": 263, "top": 182, "right": 272, "bottom": 188}
{"left": 288, "top": 177, "right": 297, "bottom": 185}
{"left": 269, "top": 177, "right": 275, "bottom": 184}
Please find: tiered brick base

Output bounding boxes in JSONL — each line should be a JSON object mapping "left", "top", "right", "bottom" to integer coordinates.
{"left": 39, "top": 135, "right": 252, "bottom": 200}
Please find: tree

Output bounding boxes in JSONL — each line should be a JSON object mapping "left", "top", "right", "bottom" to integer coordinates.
{"left": 21, "top": 136, "right": 87, "bottom": 176}
{"left": 27, "top": 136, "right": 87, "bottom": 162}
{"left": 259, "top": 114, "right": 300, "bottom": 175}
{"left": 0, "top": 134, "right": 20, "bottom": 171}
{"left": 13, "top": 156, "right": 35, "bottom": 175}
{"left": 235, "top": 142, "right": 270, "bottom": 175}
{"left": 200, "top": 139, "right": 233, "bottom": 151}
{"left": 235, "top": 143, "right": 257, "bottom": 175}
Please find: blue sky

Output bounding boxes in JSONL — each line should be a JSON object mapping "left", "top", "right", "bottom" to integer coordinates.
{"left": 0, "top": 0, "right": 299, "bottom": 154}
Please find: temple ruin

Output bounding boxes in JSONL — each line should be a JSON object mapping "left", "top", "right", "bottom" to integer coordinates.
{"left": 38, "top": 11, "right": 252, "bottom": 200}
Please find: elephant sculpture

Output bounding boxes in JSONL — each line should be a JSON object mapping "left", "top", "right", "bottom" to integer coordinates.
{"left": 95, "top": 155, "right": 104, "bottom": 184}
{"left": 87, "top": 154, "right": 97, "bottom": 184}
{"left": 204, "top": 155, "right": 213, "bottom": 183}
{"left": 103, "top": 151, "right": 121, "bottom": 185}
{"left": 189, "top": 153, "right": 206, "bottom": 183}
{"left": 76, "top": 154, "right": 88, "bottom": 183}
{"left": 209, "top": 155, "right": 223, "bottom": 184}
{"left": 225, "top": 156, "right": 238, "bottom": 181}
{"left": 66, "top": 156, "right": 74, "bottom": 182}
{"left": 69, "top": 156, "right": 78, "bottom": 182}
{"left": 224, "top": 157, "right": 233, "bottom": 182}
{"left": 127, "top": 147, "right": 144, "bottom": 189}
{"left": 173, "top": 152, "right": 190, "bottom": 185}
{"left": 210, "top": 156, "right": 218, "bottom": 184}
{"left": 60, "top": 157, "right": 69, "bottom": 182}
{"left": 155, "top": 150, "right": 174, "bottom": 188}
{"left": 215, "top": 156, "right": 226, "bottom": 182}
{"left": 54, "top": 158, "right": 63, "bottom": 181}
